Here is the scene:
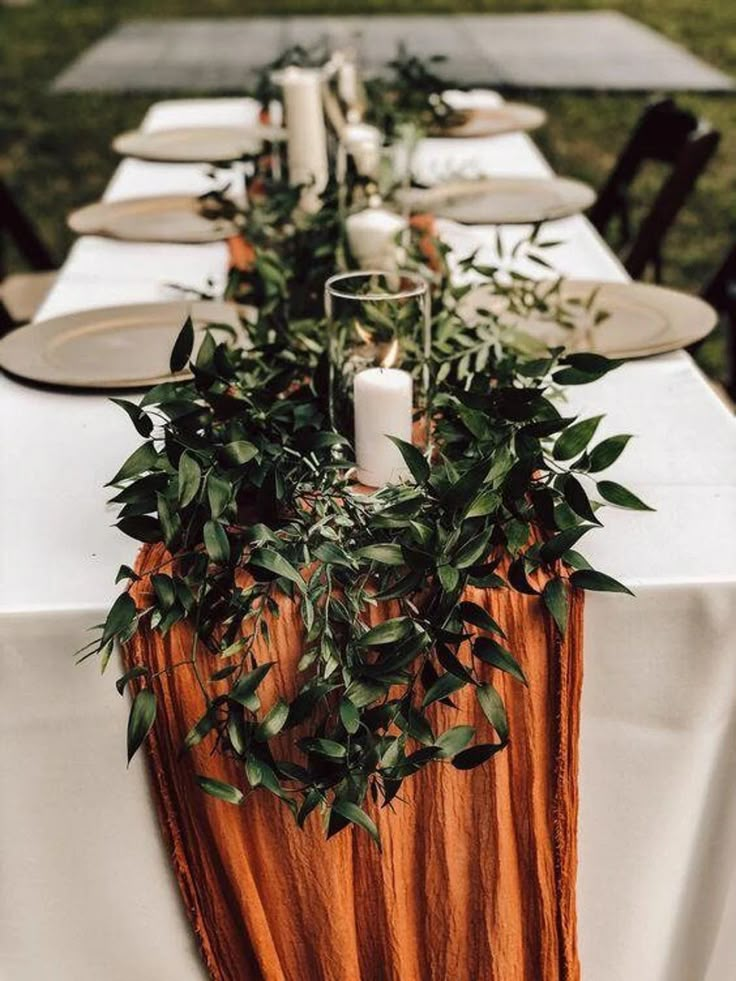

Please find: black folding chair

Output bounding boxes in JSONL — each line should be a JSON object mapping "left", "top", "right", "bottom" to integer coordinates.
{"left": 696, "top": 244, "right": 736, "bottom": 401}
{"left": 0, "top": 179, "right": 57, "bottom": 332}
{"left": 589, "top": 99, "right": 720, "bottom": 282}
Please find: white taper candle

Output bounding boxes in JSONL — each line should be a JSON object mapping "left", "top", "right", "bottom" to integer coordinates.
{"left": 354, "top": 368, "right": 413, "bottom": 487}
{"left": 279, "top": 66, "right": 329, "bottom": 211}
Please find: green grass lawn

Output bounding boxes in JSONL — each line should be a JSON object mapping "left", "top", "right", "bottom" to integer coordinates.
{"left": 1, "top": 0, "right": 734, "bottom": 381}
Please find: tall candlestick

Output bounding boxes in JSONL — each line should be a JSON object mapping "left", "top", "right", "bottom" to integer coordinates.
{"left": 338, "top": 61, "right": 360, "bottom": 108}
{"left": 354, "top": 367, "right": 413, "bottom": 487}
{"left": 279, "top": 66, "right": 329, "bottom": 212}
{"left": 345, "top": 207, "right": 408, "bottom": 271}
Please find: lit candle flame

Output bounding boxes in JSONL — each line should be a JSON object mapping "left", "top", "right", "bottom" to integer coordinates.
{"left": 380, "top": 338, "right": 399, "bottom": 369}
{"left": 353, "top": 319, "right": 372, "bottom": 345}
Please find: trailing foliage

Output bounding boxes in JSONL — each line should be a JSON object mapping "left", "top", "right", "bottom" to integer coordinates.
{"left": 82, "top": 69, "right": 651, "bottom": 846}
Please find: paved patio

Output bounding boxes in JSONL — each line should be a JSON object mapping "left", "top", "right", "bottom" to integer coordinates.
{"left": 52, "top": 11, "right": 733, "bottom": 93}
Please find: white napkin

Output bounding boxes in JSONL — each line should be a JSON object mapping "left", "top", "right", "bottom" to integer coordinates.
{"left": 441, "top": 89, "right": 503, "bottom": 110}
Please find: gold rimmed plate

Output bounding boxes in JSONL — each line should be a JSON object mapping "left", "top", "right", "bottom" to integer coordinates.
{"left": 458, "top": 279, "right": 718, "bottom": 358}
{"left": 398, "top": 176, "right": 596, "bottom": 225}
{"left": 112, "top": 124, "right": 286, "bottom": 163}
{"left": 0, "top": 300, "right": 241, "bottom": 390}
{"left": 431, "top": 103, "right": 547, "bottom": 139}
{"left": 68, "top": 194, "right": 239, "bottom": 244}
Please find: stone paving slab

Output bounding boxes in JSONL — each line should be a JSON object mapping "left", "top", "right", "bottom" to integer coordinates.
{"left": 52, "top": 12, "right": 733, "bottom": 94}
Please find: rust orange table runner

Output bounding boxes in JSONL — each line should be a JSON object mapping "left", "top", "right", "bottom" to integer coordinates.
{"left": 126, "top": 542, "right": 583, "bottom": 981}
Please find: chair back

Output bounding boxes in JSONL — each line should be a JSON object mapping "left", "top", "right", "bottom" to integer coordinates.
{"left": 0, "top": 179, "right": 55, "bottom": 280}
{"left": 590, "top": 99, "right": 720, "bottom": 281}
{"left": 700, "top": 244, "right": 736, "bottom": 399}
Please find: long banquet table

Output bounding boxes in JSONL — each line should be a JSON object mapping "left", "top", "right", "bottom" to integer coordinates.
{"left": 1, "top": 97, "right": 736, "bottom": 981}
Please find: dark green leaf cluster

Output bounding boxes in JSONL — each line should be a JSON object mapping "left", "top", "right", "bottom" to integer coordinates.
{"left": 82, "top": 117, "right": 652, "bottom": 846}
{"left": 83, "top": 277, "right": 650, "bottom": 848}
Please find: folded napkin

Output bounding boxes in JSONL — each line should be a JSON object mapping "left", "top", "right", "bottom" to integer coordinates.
{"left": 441, "top": 88, "right": 504, "bottom": 110}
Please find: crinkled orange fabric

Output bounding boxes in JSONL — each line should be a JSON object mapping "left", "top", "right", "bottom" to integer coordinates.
{"left": 126, "top": 543, "right": 583, "bottom": 981}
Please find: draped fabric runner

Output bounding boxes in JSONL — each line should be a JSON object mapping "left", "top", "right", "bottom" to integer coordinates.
{"left": 126, "top": 543, "right": 583, "bottom": 981}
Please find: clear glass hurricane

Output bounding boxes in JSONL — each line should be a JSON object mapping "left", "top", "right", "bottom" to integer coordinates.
{"left": 324, "top": 270, "right": 432, "bottom": 439}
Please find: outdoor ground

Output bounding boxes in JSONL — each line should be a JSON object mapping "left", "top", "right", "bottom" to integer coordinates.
{"left": 1, "top": 0, "right": 733, "bottom": 380}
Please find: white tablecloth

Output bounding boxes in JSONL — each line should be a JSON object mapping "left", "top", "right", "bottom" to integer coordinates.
{"left": 1, "top": 98, "right": 735, "bottom": 981}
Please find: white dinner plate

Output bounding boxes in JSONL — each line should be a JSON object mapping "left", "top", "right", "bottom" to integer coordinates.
{"left": 112, "top": 124, "right": 285, "bottom": 163}
{"left": 430, "top": 102, "right": 547, "bottom": 139}
{"left": 68, "top": 194, "right": 239, "bottom": 244}
{"left": 458, "top": 279, "right": 718, "bottom": 358}
{"left": 397, "top": 176, "right": 596, "bottom": 225}
{"left": 0, "top": 300, "right": 241, "bottom": 389}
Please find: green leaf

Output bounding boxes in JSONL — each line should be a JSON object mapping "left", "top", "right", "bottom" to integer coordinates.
{"left": 110, "top": 397, "right": 153, "bottom": 438}
{"left": 434, "top": 725, "right": 475, "bottom": 758}
{"left": 357, "top": 617, "right": 414, "bottom": 648}
{"left": 331, "top": 800, "right": 381, "bottom": 848}
{"left": 457, "top": 601, "right": 506, "bottom": 638}
{"left": 587, "top": 435, "right": 632, "bottom": 473}
{"left": 453, "top": 530, "right": 492, "bottom": 569}
{"left": 386, "top": 436, "right": 430, "bottom": 484}
{"left": 156, "top": 493, "right": 180, "bottom": 549}
{"left": 597, "top": 481, "right": 654, "bottom": 511}
{"left": 476, "top": 684, "right": 509, "bottom": 741}
{"left": 313, "top": 543, "right": 355, "bottom": 567}
{"left": 465, "top": 488, "right": 499, "bottom": 518}
{"left": 204, "top": 520, "right": 230, "bottom": 564}
{"left": 355, "top": 544, "right": 405, "bottom": 566}
{"left": 452, "top": 743, "right": 505, "bottom": 770}
{"left": 437, "top": 564, "right": 460, "bottom": 594}
{"left": 563, "top": 475, "right": 600, "bottom": 525}
{"left": 116, "top": 515, "right": 162, "bottom": 543}
{"left": 102, "top": 591, "right": 136, "bottom": 644}
{"left": 207, "top": 473, "right": 231, "bottom": 519}
{"left": 421, "top": 672, "right": 466, "bottom": 708}
{"left": 542, "top": 577, "right": 569, "bottom": 635}
{"left": 553, "top": 416, "right": 603, "bottom": 461}
{"left": 151, "top": 573, "right": 176, "bottom": 611}
{"left": 115, "top": 664, "right": 148, "bottom": 695}
{"left": 126, "top": 689, "right": 156, "bottom": 764}
{"left": 178, "top": 452, "right": 201, "bottom": 507}
{"left": 339, "top": 697, "right": 360, "bottom": 734}
{"left": 195, "top": 775, "right": 244, "bottom": 805}
{"left": 254, "top": 700, "right": 289, "bottom": 740}
{"left": 229, "top": 663, "right": 274, "bottom": 708}
{"left": 107, "top": 441, "right": 158, "bottom": 485}
{"left": 183, "top": 707, "right": 217, "bottom": 749}
{"left": 473, "top": 636, "right": 527, "bottom": 685}
{"left": 115, "top": 564, "right": 140, "bottom": 584}
{"left": 570, "top": 570, "right": 634, "bottom": 595}
{"left": 346, "top": 679, "right": 386, "bottom": 708}
{"left": 436, "top": 644, "right": 475, "bottom": 684}
{"left": 223, "top": 440, "right": 258, "bottom": 466}
{"left": 170, "top": 315, "right": 194, "bottom": 373}
{"left": 540, "top": 525, "right": 593, "bottom": 563}
{"left": 249, "top": 548, "right": 304, "bottom": 590}
{"left": 300, "top": 738, "right": 347, "bottom": 759}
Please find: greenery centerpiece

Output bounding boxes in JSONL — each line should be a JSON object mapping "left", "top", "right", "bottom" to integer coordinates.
{"left": 80, "top": 60, "right": 651, "bottom": 848}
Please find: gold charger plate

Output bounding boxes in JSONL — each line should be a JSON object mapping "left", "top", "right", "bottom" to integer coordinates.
{"left": 112, "top": 124, "right": 285, "bottom": 163}
{"left": 0, "top": 300, "right": 241, "bottom": 390}
{"left": 458, "top": 279, "right": 718, "bottom": 358}
{"left": 431, "top": 103, "right": 547, "bottom": 139}
{"left": 68, "top": 194, "right": 239, "bottom": 244}
{"left": 398, "top": 176, "right": 596, "bottom": 225}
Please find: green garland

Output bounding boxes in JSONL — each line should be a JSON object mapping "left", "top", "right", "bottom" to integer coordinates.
{"left": 81, "top": 100, "right": 651, "bottom": 850}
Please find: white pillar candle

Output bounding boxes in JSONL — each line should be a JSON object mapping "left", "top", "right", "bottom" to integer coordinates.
{"left": 342, "top": 122, "right": 382, "bottom": 178}
{"left": 279, "top": 66, "right": 329, "bottom": 211}
{"left": 345, "top": 207, "right": 408, "bottom": 271}
{"left": 338, "top": 61, "right": 360, "bottom": 108}
{"left": 354, "top": 368, "right": 413, "bottom": 487}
